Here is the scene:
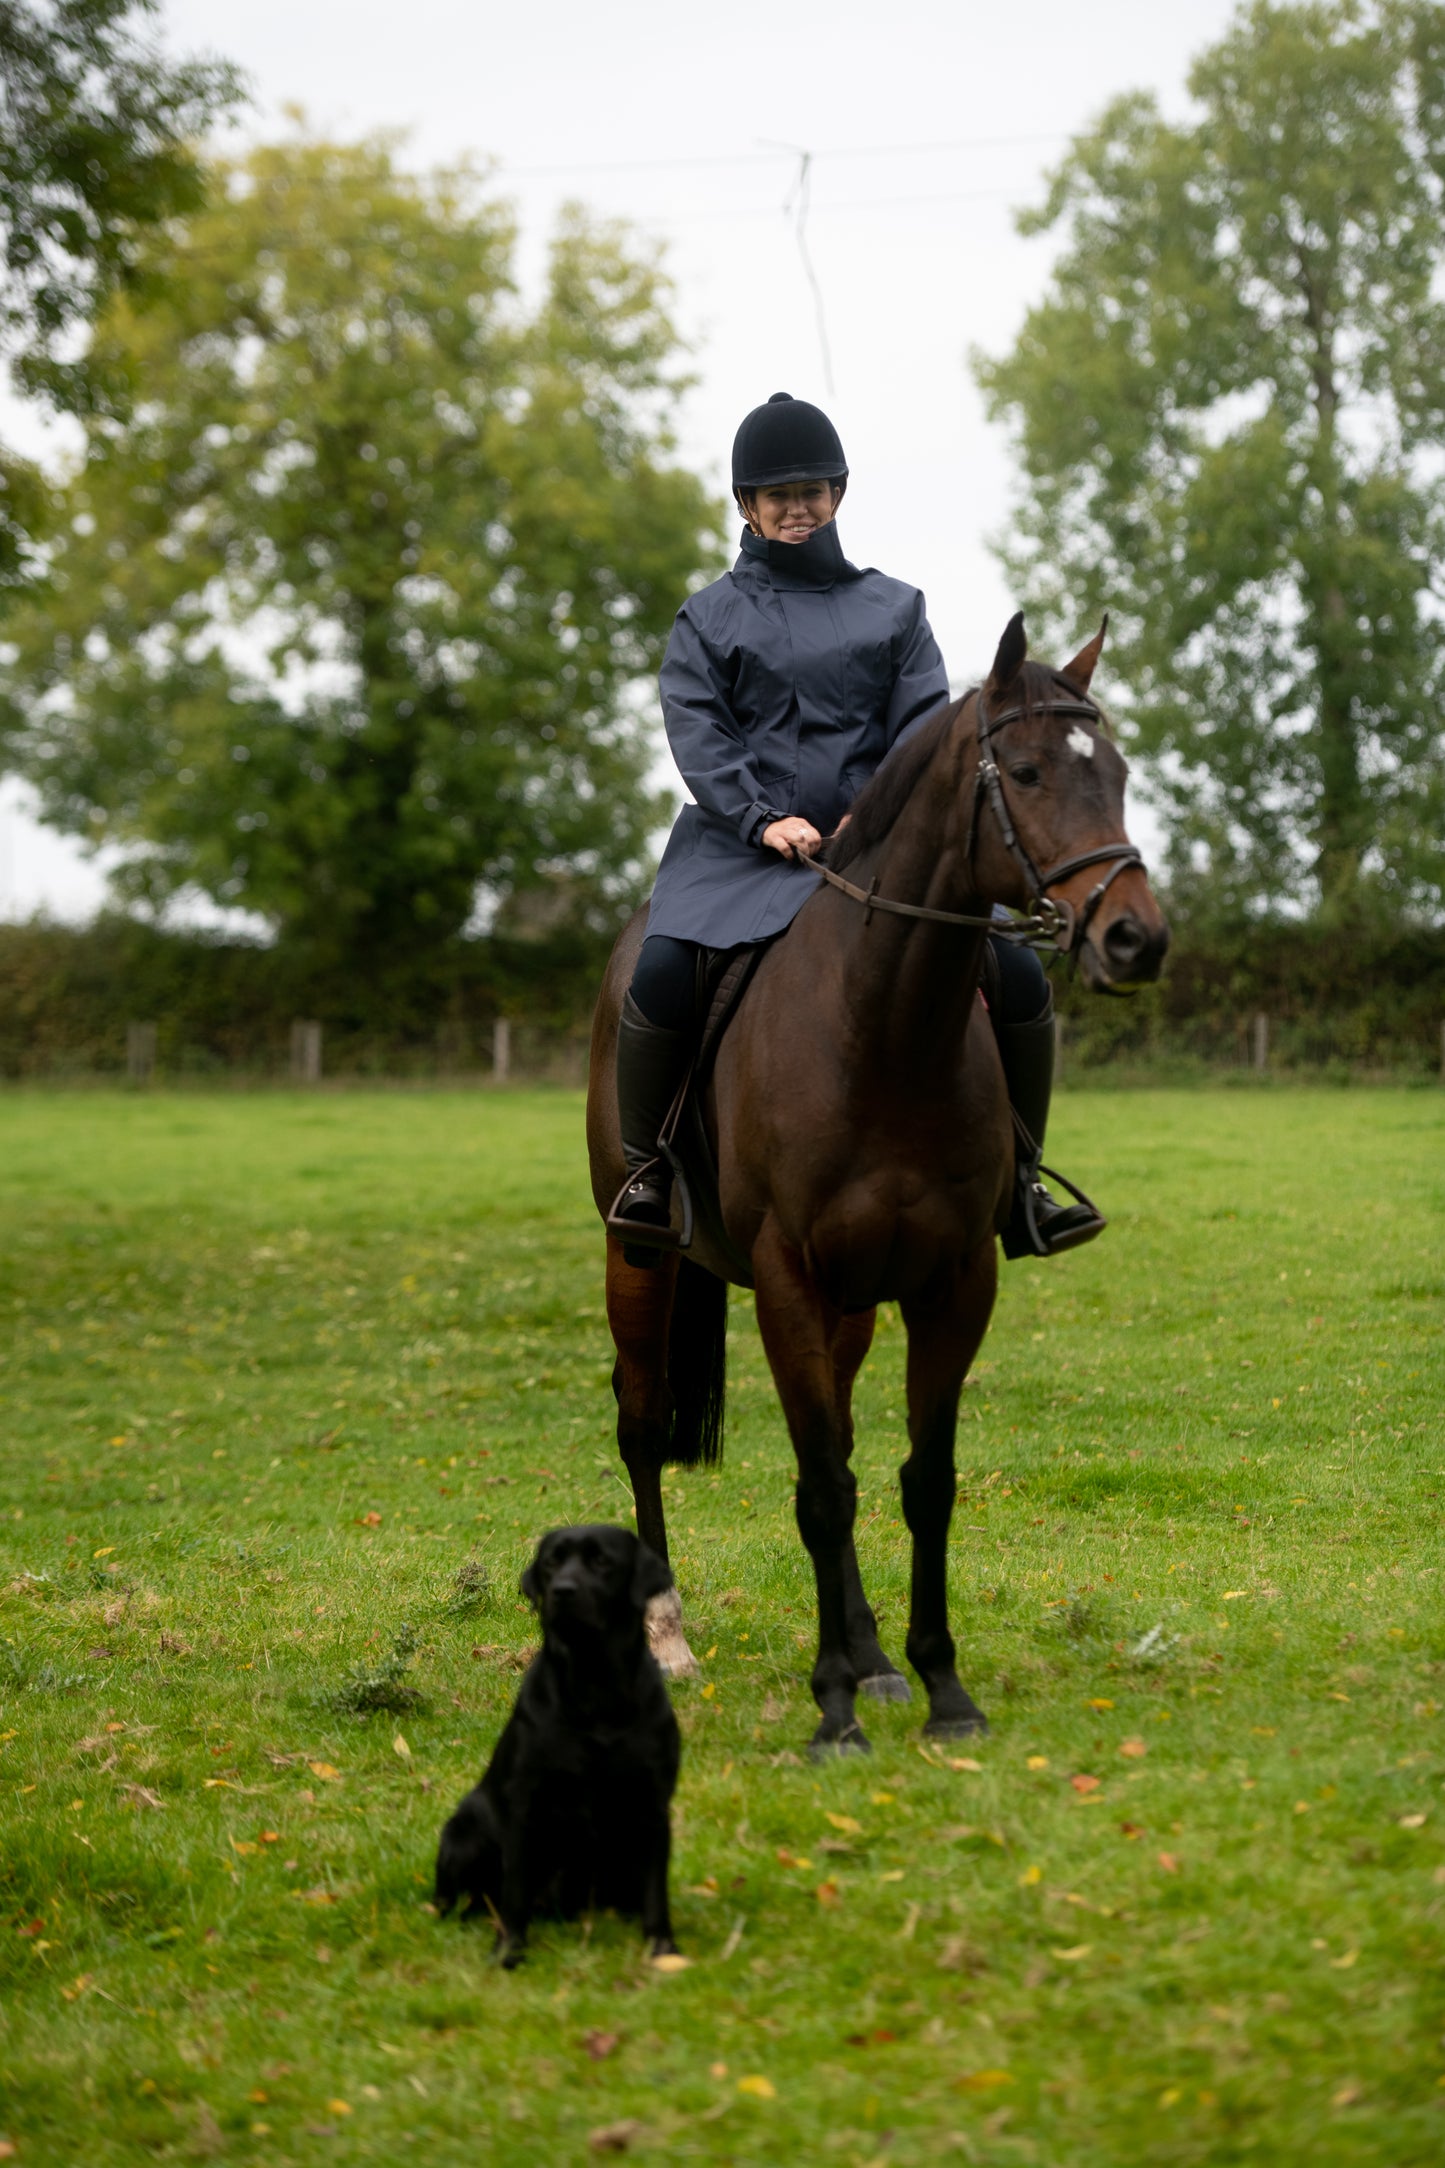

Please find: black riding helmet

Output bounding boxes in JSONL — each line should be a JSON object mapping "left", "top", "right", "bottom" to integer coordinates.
{"left": 731, "top": 391, "right": 848, "bottom": 495}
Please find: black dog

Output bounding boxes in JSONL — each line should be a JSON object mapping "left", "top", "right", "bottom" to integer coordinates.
{"left": 434, "top": 1524, "right": 681, "bottom": 1968}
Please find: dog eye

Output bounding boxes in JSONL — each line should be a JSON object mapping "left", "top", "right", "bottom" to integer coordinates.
{"left": 1008, "top": 762, "right": 1042, "bottom": 787}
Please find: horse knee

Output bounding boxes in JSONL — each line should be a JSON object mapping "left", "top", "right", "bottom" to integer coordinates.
{"left": 899, "top": 1453, "right": 954, "bottom": 1530}
{"left": 795, "top": 1460, "right": 856, "bottom": 1557}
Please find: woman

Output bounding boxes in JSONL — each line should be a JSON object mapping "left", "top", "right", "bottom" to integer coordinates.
{"left": 609, "top": 391, "right": 1102, "bottom": 1262}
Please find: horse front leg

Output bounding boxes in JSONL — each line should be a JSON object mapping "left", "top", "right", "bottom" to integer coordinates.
{"left": 829, "top": 1307, "right": 911, "bottom": 1704}
{"left": 753, "top": 1222, "right": 867, "bottom": 1755}
{"left": 605, "top": 1238, "right": 696, "bottom": 1678}
{"left": 899, "top": 1244, "right": 996, "bottom": 1737}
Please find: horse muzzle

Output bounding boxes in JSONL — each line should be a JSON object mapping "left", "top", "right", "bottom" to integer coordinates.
{"left": 1077, "top": 902, "right": 1170, "bottom": 993}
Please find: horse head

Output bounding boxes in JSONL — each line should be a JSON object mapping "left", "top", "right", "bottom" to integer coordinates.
{"left": 973, "top": 613, "right": 1170, "bottom": 993}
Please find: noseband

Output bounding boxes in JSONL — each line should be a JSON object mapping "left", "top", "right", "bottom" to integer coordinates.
{"left": 808, "top": 684, "right": 1145, "bottom": 955}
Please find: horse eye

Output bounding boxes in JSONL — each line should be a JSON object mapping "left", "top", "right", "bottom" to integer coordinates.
{"left": 1008, "top": 763, "right": 1042, "bottom": 787}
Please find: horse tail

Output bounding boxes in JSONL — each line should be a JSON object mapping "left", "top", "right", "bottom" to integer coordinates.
{"left": 665, "top": 1258, "right": 727, "bottom": 1468}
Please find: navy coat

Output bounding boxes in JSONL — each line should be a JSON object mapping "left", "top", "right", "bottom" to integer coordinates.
{"left": 645, "top": 523, "right": 949, "bottom": 949}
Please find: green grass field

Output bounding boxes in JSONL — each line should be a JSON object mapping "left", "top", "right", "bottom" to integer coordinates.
{"left": 1, "top": 1084, "right": 1442, "bottom": 2166}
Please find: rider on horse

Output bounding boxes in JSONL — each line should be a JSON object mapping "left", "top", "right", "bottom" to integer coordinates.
{"left": 608, "top": 391, "right": 1105, "bottom": 1264}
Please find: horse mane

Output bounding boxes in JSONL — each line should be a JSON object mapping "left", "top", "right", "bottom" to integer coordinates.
{"left": 825, "top": 659, "right": 1115, "bottom": 874}
{"left": 825, "top": 695, "right": 969, "bottom": 873}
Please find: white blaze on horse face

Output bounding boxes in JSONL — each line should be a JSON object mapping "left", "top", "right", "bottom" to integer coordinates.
{"left": 1066, "top": 725, "right": 1096, "bottom": 759}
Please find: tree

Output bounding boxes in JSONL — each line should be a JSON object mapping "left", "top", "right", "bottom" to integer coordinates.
{"left": 0, "top": 135, "right": 723, "bottom": 969}
{"left": 0, "top": 0, "right": 241, "bottom": 592}
{"left": 974, "top": 0, "right": 1445, "bottom": 920}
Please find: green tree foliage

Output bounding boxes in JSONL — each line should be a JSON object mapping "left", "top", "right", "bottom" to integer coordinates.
{"left": 0, "top": 0, "right": 241, "bottom": 591}
{"left": 0, "top": 135, "right": 724, "bottom": 967}
{"left": 974, "top": 0, "right": 1445, "bottom": 920}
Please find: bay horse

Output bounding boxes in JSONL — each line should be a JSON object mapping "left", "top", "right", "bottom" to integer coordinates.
{"left": 586, "top": 615, "right": 1169, "bottom": 1751}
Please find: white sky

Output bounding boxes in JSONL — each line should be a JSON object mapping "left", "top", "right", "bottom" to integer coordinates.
{"left": 0, "top": 0, "right": 1240, "bottom": 921}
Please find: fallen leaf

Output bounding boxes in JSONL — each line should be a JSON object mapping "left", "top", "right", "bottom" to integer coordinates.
{"left": 955, "top": 2069, "right": 1014, "bottom": 2093}
{"left": 737, "top": 2075, "right": 776, "bottom": 2099}
{"left": 92, "top": 1546, "right": 114, "bottom": 1559}
{"left": 1158, "top": 2087, "right": 1182, "bottom": 2108}
{"left": 1329, "top": 1949, "right": 1359, "bottom": 1969}
{"left": 1332, "top": 2082, "right": 1362, "bottom": 2107}
{"left": 1398, "top": 1812, "right": 1427, "bottom": 1830}
{"left": 589, "top": 2121, "right": 644, "bottom": 2153}
{"left": 947, "top": 1756, "right": 984, "bottom": 1773}
{"left": 1018, "top": 1864, "right": 1042, "bottom": 1887}
{"left": 1069, "top": 1774, "right": 1101, "bottom": 1795}
{"left": 1157, "top": 1852, "right": 1181, "bottom": 1874}
{"left": 824, "top": 1812, "right": 861, "bottom": 1835}
{"left": 120, "top": 1784, "right": 165, "bottom": 1811}
{"left": 393, "top": 1735, "right": 412, "bottom": 1763}
{"left": 709, "top": 2060, "right": 727, "bottom": 2079}
{"left": 759, "top": 1695, "right": 785, "bottom": 1723}
{"left": 327, "top": 2098, "right": 353, "bottom": 2115}
{"left": 259, "top": 1831, "right": 280, "bottom": 1844}
{"left": 230, "top": 1838, "right": 258, "bottom": 1856}
{"left": 358, "top": 1513, "right": 382, "bottom": 1527}
{"left": 60, "top": 1972, "right": 95, "bottom": 2001}
{"left": 816, "top": 1881, "right": 841, "bottom": 1908}
{"left": 1222, "top": 1591, "right": 1248, "bottom": 1601}
{"left": 202, "top": 1778, "right": 231, "bottom": 1790}
{"left": 584, "top": 2031, "right": 620, "bottom": 2060}
{"left": 17, "top": 1921, "right": 44, "bottom": 1938}
{"left": 1118, "top": 1821, "right": 1143, "bottom": 1839}
{"left": 307, "top": 1763, "right": 342, "bottom": 1782}
{"left": 1087, "top": 1697, "right": 1115, "bottom": 1711}
{"left": 294, "top": 1888, "right": 339, "bottom": 1906}
{"left": 1051, "top": 1944, "right": 1091, "bottom": 1962}
{"left": 878, "top": 1869, "right": 904, "bottom": 1882}
{"left": 650, "top": 1952, "right": 691, "bottom": 1973}
{"left": 870, "top": 1791, "right": 895, "bottom": 1806}
{"left": 1119, "top": 1738, "right": 1147, "bottom": 1760}
{"left": 1026, "top": 1754, "right": 1049, "bottom": 1770}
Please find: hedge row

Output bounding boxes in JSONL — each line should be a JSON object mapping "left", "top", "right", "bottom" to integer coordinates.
{"left": 1, "top": 912, "right": 1443, "bottom": 1079}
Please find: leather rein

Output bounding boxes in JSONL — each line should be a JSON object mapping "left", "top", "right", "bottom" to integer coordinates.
{"left": 804, "top": 685, "right": 1146, "bottom": 957}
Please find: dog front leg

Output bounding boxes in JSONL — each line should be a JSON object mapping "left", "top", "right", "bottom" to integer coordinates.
{"left": 638, "top": 1809, "right": 678, "bottom": 1959}
{"left": 496, "top": 1825, "right": 537, "bottom": 1969}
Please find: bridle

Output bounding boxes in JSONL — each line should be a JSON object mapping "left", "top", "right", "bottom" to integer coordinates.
{"left": 805, "top": 682, "right": 1146, "bottom": 957}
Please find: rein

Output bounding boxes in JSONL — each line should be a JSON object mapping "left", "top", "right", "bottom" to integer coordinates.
{"left": 806, "top": 686, "right": 1145, "bottom": 957}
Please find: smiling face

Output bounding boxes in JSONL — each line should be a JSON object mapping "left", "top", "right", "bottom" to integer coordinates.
{"left": 739, "top": 478, "right": 842, "bottom": 543}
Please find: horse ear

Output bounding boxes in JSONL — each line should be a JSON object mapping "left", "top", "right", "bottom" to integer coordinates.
{"left": 1059, "top": 612, "right": 1109, "bottom": 694}
{"left": 987, "top": 611, "right": 1028, "bottom": 696}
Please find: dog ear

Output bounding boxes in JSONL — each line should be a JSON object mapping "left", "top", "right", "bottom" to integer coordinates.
{"left": 630, "top": 1538, "right": 673, "bottom": 1610}
{"left": 520, "top": 1534, "right": 551, "bottom": 1608}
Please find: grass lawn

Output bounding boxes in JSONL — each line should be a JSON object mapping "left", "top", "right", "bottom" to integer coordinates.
{"left": 1, "top": 1082, "right": 1443, "bottom": 2166}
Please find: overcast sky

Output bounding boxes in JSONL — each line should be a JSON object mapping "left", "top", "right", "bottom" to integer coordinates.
{"left": 0, "top": 0, "right": 1242, "bottom": 921}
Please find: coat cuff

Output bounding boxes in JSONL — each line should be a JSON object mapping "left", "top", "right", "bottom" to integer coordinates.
{"left": 742, "top": 803, "right": 787, "bottom": 848}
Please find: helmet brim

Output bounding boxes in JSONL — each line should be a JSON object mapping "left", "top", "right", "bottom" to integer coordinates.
{"left": 734, "top": 462, "right": 849, "bottom": 489}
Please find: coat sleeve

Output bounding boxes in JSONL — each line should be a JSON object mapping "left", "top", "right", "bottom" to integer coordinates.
{"left": 659, "top": 605, "right": 785, "bottom": 847}
{"left": 885, "top": 590, "right": 951, "bottom": 751}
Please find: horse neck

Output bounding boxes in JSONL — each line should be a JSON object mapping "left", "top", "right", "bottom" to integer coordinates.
{"left": 837, "top": 713, "right": 992, "bottom": 1062}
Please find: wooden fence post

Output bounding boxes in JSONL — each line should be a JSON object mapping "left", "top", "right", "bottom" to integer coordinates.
{"left": 493, "top": 1018, "right": 511, "bottom": 1084}
{"left": 126, "top": 1021, "right": 157, "bottom": 1083}
{"left": 289, "top": 1019, "right": 322, "bottom": 1083}
{"left": 1252, "top": 1012, "right": 1269, "bottom": 1072}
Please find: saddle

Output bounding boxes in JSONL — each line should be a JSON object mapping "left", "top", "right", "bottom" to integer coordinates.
{"left": 653, "top": 940, "right": 773, "bottom": 1288}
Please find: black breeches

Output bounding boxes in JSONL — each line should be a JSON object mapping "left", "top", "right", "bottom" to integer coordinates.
{"left": 630, "top": 936, "right": 705, "bottom": 1030}
{"left": 989, "top": 936, "right": 1051, "bottom": 1026}
{"left": 629, "top": 932, "right": 1050, "bottom": 1031}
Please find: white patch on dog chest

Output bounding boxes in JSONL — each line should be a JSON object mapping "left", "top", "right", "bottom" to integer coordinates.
{"left": 1066, "top": 725, "right": 1095, "bottom": 759}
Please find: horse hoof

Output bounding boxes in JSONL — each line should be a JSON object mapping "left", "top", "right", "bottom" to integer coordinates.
{"left": 858, "top": 1671, "right": 912, "bottom": 1704}
{"left": 923, "top": 1712, "right": 989, "bottom": 1740}
{"left": 808, "top": 1723, "right": 872, "bottom": 1760}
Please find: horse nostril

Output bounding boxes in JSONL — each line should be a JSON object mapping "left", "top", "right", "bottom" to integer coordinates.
{"left": 1101, "top": 914, "right": 1149, "bottom": 971}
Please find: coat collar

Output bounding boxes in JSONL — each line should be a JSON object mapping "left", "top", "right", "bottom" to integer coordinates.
{"left": 737, "top": 521, "right": 861, "bottom": 590}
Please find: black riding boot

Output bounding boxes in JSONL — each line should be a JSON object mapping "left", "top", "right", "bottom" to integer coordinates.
{"left": 605, "top": 993, "right": 691, "bottom": 1265}
{"left": 995, "top": 1003, "right": 1107, "bottom": 1259}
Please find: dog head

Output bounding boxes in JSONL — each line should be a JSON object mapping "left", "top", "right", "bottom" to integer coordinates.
{"left": 520, "top": 1525, "right": 672, "bottom": 1649}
